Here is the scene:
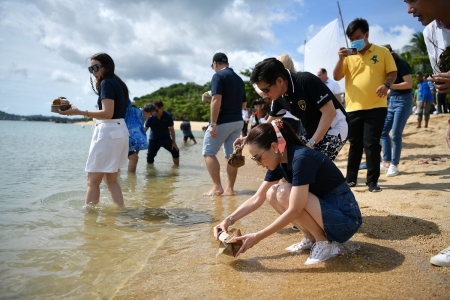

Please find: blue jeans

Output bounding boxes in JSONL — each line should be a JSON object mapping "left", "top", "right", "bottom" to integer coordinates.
{"left": 381, "top": 94, "right": 413, "bottom": 165}
{"left": 320, "top": 182, "right": 362, "bottom": 243}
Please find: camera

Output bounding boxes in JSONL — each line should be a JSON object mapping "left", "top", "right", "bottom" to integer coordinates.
{"left": 347, "top": 48, "right": 357, "bottom": 55}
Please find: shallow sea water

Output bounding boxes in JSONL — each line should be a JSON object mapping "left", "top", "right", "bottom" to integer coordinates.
{"left": 0, "top": 120, "right": 226, "bottom": 299}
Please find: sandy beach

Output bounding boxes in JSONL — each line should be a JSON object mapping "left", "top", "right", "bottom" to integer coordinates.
{"left": 87, "top": 115, "right": 449, "bottom": 299}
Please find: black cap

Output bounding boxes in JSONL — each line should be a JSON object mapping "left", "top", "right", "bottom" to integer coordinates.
{"left": 382, "top": 44, "right": 393, "bottom": 53}
{"left": 211, "top": 52, "right": 228, "bottom": 67}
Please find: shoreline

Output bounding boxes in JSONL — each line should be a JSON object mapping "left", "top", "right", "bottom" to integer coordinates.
{"left": 73, "top": 120, "right": 209, "bottom": 132}
{"left": 112, "top": 114, "right": 450, "bottom": 299}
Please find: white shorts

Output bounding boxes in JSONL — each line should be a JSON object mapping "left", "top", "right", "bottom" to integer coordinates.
{"left": 85, "top": 119, "right": 129, "bottom": 173}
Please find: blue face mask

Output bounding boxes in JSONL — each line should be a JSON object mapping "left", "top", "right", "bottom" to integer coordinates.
{"left": 350, "top": 39, "right": 366, "bottom": 51}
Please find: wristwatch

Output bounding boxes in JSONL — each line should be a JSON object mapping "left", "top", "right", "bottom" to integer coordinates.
{"left": 307, "top": 139, "right": 316, "bottom": 147}
{"left": 227, "top": 216, "right": 235, "bottom": 225}
{"left": 383, "top": 82, "right": 391, "bottom": 89}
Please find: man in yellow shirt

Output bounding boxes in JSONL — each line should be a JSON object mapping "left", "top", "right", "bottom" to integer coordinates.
{"left": 334, "top": 18, "right": 397, "bottom": 192}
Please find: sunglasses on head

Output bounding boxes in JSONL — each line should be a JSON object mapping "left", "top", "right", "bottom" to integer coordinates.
{"left": 88, "top": 65, "right": 103, "bottom": 73}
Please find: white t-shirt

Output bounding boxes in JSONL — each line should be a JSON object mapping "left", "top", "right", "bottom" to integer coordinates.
{"left": 424, "top": 20, "right": 450, "bottom": 74}
{"left": 324, "top": 78, "right": 342, "bottom": 95}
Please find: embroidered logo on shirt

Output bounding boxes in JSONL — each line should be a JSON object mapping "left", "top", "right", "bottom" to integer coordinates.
{"left": 298, "top": 100, "right": 306, "bottom": 110}
{"left": 317, "top": 94, "right": 329, "bottom": 105}
{"left": 370, "top": 55, "right": 379, "bottom": 64}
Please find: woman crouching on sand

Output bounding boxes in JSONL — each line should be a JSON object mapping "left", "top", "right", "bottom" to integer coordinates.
{"left": 59, "top": 53, "right": 129, "bottom": 208}
{"left": 214, "top": 120, "right": 362, "bottom": 265}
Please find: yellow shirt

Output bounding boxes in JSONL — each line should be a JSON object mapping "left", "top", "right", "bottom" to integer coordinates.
{"left": 343, "top": 44, "right": 397, "bottom": 112}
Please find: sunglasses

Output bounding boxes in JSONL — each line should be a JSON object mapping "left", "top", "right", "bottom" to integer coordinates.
{"left": 259, "top": 83, "right": 274, "bottom": 94}
{"left": 88, "top": 65, "right": 103, "bottom": 73}
{"left": 250, "top": 148, "right": 267, "bottom": 163}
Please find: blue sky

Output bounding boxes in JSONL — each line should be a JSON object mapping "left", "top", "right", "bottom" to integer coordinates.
{"left": 0, "top": 0, "right": 423, "bottom": 117}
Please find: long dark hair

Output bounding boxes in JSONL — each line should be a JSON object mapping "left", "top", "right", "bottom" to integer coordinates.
{"left": 90, "top": 53, "right": 129, "bottom": 96}
{"left": 246, "top": 121, "right": 305, "bottom": 150}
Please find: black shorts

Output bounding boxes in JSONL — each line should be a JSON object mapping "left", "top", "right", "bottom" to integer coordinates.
{"left": 147, "top": 138, "right": 180, "bottom": 163}
{"left": 183, "top": 133, "right": 195, "bottom": 142}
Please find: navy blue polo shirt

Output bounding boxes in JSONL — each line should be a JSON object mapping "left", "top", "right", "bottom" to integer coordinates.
{"left": 144, "top": 110, "right": 174, "bottom": 140}
{"left": 270, "top": 71, "right": 346, "bottom": 139}
{"left": 97, "top": 77, "right": 128, "bottom": 119}
{"left": 390, "top": 58, "right": 412, "bottom": 96}
{"left": 264, "top": 145, "right": 345, "bottom": 197}
{"left": 211, "top": 67, "right": 246, "bottom": 125}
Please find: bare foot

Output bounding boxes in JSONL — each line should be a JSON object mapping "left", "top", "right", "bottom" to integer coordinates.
{"left": 223, "top": 188, "right": 236, "bottom": 195}
{"left": 203, "top": 188, "right": 224, "bottom": 196}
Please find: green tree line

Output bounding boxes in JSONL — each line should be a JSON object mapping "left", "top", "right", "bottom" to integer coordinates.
{"left": 132, "top": 70, "right": 260, "bottom": 122}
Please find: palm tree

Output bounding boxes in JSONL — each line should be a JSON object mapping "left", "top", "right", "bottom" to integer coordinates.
{"left": 402, "top": 32, "right": 427, "bottom": 56}
{"left": 401, "top": 32, "right": 432, "bottom": 74}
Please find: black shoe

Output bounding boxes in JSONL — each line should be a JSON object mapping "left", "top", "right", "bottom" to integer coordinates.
{"left": 367, "top": 182, "right": 382, "bottom": 192}
{"left": 347, "top": 181, "right": 357, "bottom": 188}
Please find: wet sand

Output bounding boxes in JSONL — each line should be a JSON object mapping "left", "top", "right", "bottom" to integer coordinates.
{"left": 112, "top": 114, "right": 450, "bottom": 299}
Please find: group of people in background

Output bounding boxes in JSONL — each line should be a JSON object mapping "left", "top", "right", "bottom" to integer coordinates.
{"left": 56, "top": 0, "right": 449, "bottom": 269}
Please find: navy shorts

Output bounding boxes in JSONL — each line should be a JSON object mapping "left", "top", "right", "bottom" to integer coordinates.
{"left": 147, "top": 137, "right": 180, "bottom": 163}
{"left": 319, "top": 182, "right": 362, "bottom": 243}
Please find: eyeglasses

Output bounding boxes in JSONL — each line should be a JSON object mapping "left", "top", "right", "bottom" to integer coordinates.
{"left": 88, "top": 65, "right": 103, "bottom": 73}
{"left": 250, "top": 148, "right": 267, "bottom": 163}
{"left": 259, "top": 83, "right": 274, "bottom": 94}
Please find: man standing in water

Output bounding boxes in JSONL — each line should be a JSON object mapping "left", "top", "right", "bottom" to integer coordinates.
{"left": 203, "top": 53, "right": 246, "bottom": 196}
{"left": 404, "top": 0, "right": 450, "bottom": 268}
{"left": 145, "top": 99, "right": 180, "bottom": 166}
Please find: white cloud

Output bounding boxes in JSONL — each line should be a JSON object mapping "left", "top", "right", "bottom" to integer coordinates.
{"left": 50, "top": 70, "right": 79, "bottom": 83}
{"left": 0, "top": 0, "right": 423, "bottom": 116}
{"left": 368, "top": 24, "right": 416, "bottom": 53}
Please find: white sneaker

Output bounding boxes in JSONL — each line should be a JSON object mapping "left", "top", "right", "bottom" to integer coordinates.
{"left": 430, "top": 246, "right": 450, "bottom": 267}
{"left": 285, "top": 237, "right": 314, "bottom": 252}
{"left": 380, "top": 163, "right": 389, "bottom": 172}
{"left": 386, "top": 165, "right": 399, "bottom": 177}
{"left": 304, "top": 241, "right": 342, "bottom": 265}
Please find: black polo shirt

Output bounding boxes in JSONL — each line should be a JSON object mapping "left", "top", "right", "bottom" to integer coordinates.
{"left": 211, "top": 67, "right": 246, "bottom": 125}
{"left": 145, "top": 110, "right": 174, "bottom": 140}
{"left": 270, "top": 71, "right": 346, "bottom": 139}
